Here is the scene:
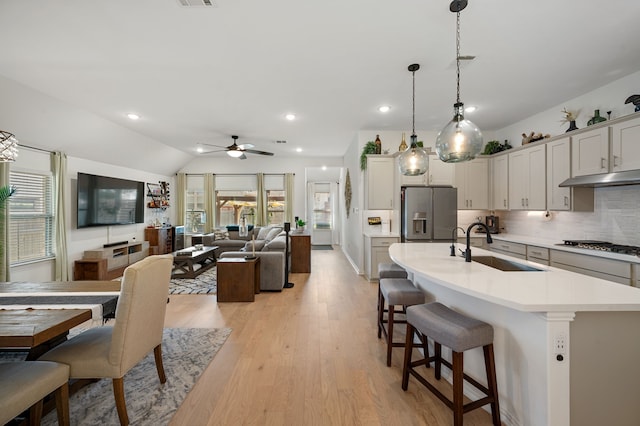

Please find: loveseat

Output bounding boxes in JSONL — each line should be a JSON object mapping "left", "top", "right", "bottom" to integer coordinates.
{"left": 201, "top": 225, "right": 286, "bottom": 259}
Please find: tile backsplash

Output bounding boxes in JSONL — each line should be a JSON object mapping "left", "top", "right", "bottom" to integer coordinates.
{"left": 484, "top": 186, "right": 640, "bottom": 244}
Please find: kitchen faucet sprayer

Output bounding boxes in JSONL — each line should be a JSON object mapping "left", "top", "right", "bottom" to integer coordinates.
{"left": 450, "top": 227, "right": 466, "bottom": 256}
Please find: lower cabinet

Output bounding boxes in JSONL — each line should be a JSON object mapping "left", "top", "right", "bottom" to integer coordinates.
{"left": 550, "top": 249, "right": 632, "bottom": 285}
{"left": 364, "top": 235, "right": 400, "bottom": 280}
{"left": 290, "top": 233, "right": 311, "bottom": 273}
{"left": 527, "top": 245, "right": 550, "bottom": 266}
{"left": 490, "top": 240, "right": 527, "bottom": 260}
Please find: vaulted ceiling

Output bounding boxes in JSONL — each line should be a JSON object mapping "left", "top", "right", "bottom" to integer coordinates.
{"left": 1, "top": 0, "right": 639, "bottom": 171}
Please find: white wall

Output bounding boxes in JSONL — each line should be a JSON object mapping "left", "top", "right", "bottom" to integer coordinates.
{"left": 10, "top": 147, "right": 173, "bottom": 281}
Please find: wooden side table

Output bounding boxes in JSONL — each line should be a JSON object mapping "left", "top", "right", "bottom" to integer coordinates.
{"left": 290, "top": 233, "right": 311, "bottom": 273}
{"left": 216, "top": 257, "right": 261, "bottom": 302}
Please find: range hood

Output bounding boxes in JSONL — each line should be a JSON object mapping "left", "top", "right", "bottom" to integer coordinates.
{"left": 559, "top": 170, "right": 640, "bottom": 188}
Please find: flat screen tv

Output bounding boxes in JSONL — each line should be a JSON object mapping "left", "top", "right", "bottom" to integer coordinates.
{"left": 77, "top": 172, "right": 145, "bottom": 228}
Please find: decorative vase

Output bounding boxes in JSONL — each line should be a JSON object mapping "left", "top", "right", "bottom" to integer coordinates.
{"left": 587, "top": 109, "right": 607, "bottom": 126}
{"left": 374, "top": 135, "right": 382, "bottom": 154}
{"left": 398, "top": 132, "right": 408, "bottom": 152}
{"left": 565, "top": 120, "right": 578, "bottom": 133}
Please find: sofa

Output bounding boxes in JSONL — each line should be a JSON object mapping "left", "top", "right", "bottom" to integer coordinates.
{"left": 218, "top": 251, "right": 285, "bottom": 291}
{"left": 201, "top": 225, "right": 287, "bottom": 259}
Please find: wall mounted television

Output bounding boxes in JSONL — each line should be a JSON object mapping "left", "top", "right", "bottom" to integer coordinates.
{"left": 77, "top": 172, "right": 145, "bottom": 228}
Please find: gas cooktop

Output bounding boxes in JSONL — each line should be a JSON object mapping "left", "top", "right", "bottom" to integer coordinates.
{"left": 562, "top": 240, "right": 640, "bottom": 256}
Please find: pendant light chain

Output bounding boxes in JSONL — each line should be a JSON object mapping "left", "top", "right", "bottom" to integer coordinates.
{"left": 456, "top": 10, "right": 461, "bottom": 104}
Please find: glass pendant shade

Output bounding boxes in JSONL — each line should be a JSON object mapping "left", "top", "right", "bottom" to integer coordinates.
{"left": 227, "top": 150, "right": 243, "bottom": 158}
{"left": 399, "top": 134, "right": 428, "bottom": 176}
{"left": 0, "top": 130, "right": 18, "bottom": 162}
{"left": 436, "top": 102, "right": 483, "bottom": 163}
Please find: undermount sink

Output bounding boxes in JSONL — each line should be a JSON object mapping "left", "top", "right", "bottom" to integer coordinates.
{"left": 472, "top": 256, "right": 542, "bottom": 272}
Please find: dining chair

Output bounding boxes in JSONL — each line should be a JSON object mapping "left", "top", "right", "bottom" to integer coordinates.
{"left": 40, "top": 254, "right": 173, "bottom": 426}
{"left": 0, "top": 360, "right": 70, "bottom": 426}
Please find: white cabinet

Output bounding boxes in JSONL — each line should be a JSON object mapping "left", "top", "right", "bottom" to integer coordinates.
{"left": 611, "top": 116, "right": 640, "bottom": 172}
{"left": 428, "top": 156, "right": 455, "bottom": 185}
{"left": 366, "top": 155, "right": 395, "bottom": 209}
{"left": 455, "top": 158, "right": 489, "bottom": 210}
{"left": 550, "top": 249, "right": 632, "bottom": 285}
{"left": 546, "top": 138, "right": 571, "bottom": 210}
{"left": 526, "top": 245, "right": 550, "bottom": 266}
{"left": 364, "top": 235, "right": 400, "bottom": 280}
{"left": 546, "top": 137, "right": 594, "bottom": 211}
{"left": 489, "top": 240, "right": 527, "bottom": 260}
{"left": 508, "top": 144, "right": 546, "bottom": 210}
{"left": 491, "top": 155, "right": 509, "bottom": 210}
{"left": 399, "top": 155, "right": 455, "bottom": 186}
{"left": 571, "top": 127, "right": 609, "bottom": 177}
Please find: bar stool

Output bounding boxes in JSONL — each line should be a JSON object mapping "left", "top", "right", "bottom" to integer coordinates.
{"left": 401, "top": 302, "right": 501, "bottom": 426}
{"left": 377, "top": 262, "right": 408, "bottom": 310}
{"left": 377, "top": 278, "right": 426, "bottom": 367}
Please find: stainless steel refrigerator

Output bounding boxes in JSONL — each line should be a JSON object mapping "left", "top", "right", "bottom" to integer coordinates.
{"left": 401, "top": 186, "right": 457, "bottom": 242}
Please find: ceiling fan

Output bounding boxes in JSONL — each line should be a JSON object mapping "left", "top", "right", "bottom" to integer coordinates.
{"left": 199, "top": 135, "right": 274, "bottom": 160}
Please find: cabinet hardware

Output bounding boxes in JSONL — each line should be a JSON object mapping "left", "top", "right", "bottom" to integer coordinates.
{"left": 503, "top": 199, "right": 507, "bottom": 208}
{"left": 564, "top": 196, "right": 569, "bottom": 206}
{"left": 601, "top": 158, "right": 606, "bottom": 169}
{"left": 613, "top": 155, "right": 620, "bottom": 167}
{"left": 521, "top": 198, "right": 525, "bottom": 207}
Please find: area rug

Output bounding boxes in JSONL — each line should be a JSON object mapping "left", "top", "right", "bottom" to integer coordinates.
{"left": 42, "top": 327, "right": 231, "bottom": 426}
{"left": 311, "top": 245, "right": 333, "bottom": 250}
{"left": 169, "top": 267, "right": 216, "bottom": 294}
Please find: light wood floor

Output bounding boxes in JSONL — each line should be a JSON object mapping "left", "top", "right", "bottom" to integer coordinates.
{"left": 165, "top": 247, "right": 498, "bottom": 425}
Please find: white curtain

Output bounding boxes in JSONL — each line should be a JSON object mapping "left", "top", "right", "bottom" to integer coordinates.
{"left": 256, "top": 173, "right": 266, "bottom": 226}
{"left": 0, "top": 163, "right": 10, "bottom": 281}
{"left": 284, "top": 173, "right": 294, "bottom": 224}
{"left": 51, "top": 152, "right": 69, "bottom": 280}
{"left": 175, "top": 173, "right": 187, "bottom": 227}
{"left": 204, "top": 173, "right": 215, "bottom": 232}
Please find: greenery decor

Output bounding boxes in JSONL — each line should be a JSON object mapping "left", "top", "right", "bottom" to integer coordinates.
{"left": 360, "top": 141, "right": 378, "bottom": 171}
{"left": 0, "top": 185, "right": 16, "bottom": 274}
{"left": 296, "top": 219, "right": 306, "bottom": 228}
{"left": 482, "top": 140, "right": 512, "bottom": 155}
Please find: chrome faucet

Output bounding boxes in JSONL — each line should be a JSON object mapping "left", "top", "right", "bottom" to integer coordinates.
{"left": 465, "top": 222, "right": 493, "bottom": 262}
{"left": 450, "top": 227, "right": 465, "bottom": 256}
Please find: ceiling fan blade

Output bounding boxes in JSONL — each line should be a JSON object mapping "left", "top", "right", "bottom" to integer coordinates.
{"left": 243, "top": 149, "right": 274, "bottom": 156}
{"left": 237, "top": 143, "right": 254, "bottom": 150}
{"left": 239, "top": 153, "right": 248, "bottom": 160}
{"left": 200, "top": 143, "right": 229, "bottom": 149}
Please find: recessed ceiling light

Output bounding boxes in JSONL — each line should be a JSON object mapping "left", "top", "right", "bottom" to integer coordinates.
{"left": 285, "top": 113, "right": 296, "bottom": 121}
{"left": 378, "top": 105, "right": 391, "bottom": 113}
{"left": 196, "top": 145, "right": 204, "bottom": 153}
{"left": 296, "top": 147, "right": 302, "bottom": 153}
{"left": 127, "top": 113, "right": 140, "bottom": 120}
{"left": 322, "top": 166, "right": 327, "bottom": 171}
{"left": 464, "top": 106, "right": 477, "bottom": 113}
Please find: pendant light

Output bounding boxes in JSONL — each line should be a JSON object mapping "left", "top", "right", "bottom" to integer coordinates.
{"left": 399, "top": 63, "right": 428, "bottom": 176}
{"left": 435, "top": 0, "right": 483, "bottom": 163}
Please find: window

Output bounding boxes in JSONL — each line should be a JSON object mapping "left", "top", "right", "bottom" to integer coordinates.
{"left": 267, "top": 190, "right": 285, "bottom": 225}
{"left": 215, "top": 190, "right": 257, "bottom": 227}
{"left": 9, "top": 171, "right": 54, "bottom": 264}
{"left": 185, "top": 175, "right": 205, "bottom": 234}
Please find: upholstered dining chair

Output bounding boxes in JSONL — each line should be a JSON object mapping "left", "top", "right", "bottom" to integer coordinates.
{"left": 40, "top": 254, "right": 173, "bottom": 426}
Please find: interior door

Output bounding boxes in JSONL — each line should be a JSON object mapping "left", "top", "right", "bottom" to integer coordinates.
{"left": 307, "top": 182, "right": 334, "bottom": 245}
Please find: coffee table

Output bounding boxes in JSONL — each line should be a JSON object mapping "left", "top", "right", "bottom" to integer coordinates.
{"left": 171, "top": 245, "right": 218, "bottom": 279}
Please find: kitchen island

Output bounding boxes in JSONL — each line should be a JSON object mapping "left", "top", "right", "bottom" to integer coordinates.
{"left": 389, "top": 242, "right": 640, "bottom": 426}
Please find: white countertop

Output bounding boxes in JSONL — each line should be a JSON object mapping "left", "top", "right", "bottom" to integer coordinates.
{"left": 363, "top": 232, "right": 400, "bottom": 238}
{"left": 389, "top": 242, "right": 640, "bottom": 313}
{"left": 463, "top": 232, "right": 640, "bottom": 264}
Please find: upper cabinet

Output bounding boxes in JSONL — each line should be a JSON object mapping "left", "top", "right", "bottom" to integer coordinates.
{"left": 571, "top": 127, "right": 609, "bottom": 177}
{"left": 366, "top": 155, "right": 395, "bottom": 210}
{"left": 455, "top": 158, "right": 489, "bottom": 210}
{"left": 491, "top": 155, "right": 509, "bottom": 210}
{"left": 546, "top": 138, "right": 571, "bottom": 210}
{"left": 508, "top": 144, "right": 546, "bottom": 210}
{"left": 611, "top": 115, "right": 640, "bottom": 172}
{"left": 399, "top": 155, "right": 455, "bottom": 186}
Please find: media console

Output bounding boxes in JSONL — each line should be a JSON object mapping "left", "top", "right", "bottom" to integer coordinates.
{"left": 74, "top": 240, "right": 150, "bottom": 280}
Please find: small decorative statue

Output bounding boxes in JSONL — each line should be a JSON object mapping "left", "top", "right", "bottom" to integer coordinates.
{"left": 521, "top": 132, "right": 551, "bottom": 145}
{"left": 625, "top": 95, "right": 640, "bottom": 112}
{"left": 561, "top": 107, "right": 579, "bottom": 132}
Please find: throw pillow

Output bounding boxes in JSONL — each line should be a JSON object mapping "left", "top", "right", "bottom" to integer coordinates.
{"left": 265, "top": 227, "right": 283, "bottom": 242}
{"left": 256, "top": 226, "right": 271, "bottom": 240}
{"left": 212, "top": 228, "right": 229, "bottom": 240}
{"left": 242, "top": 239, "right": 266, "bottom": 252}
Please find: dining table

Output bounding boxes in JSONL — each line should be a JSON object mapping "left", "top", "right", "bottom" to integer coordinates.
{"left": 0, "top": 280, "right": 121, "bottom": 360}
